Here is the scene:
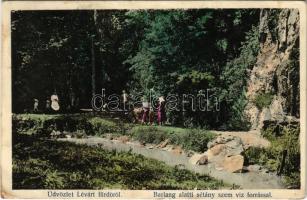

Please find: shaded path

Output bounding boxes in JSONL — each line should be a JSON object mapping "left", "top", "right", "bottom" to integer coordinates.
{"left": 58, "top": 136, "right": 284, "bottom": 189}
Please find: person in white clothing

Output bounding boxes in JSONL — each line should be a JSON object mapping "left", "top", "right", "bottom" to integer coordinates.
{"left": 33, "top": 99, "right": 39, "bottom": 112}
{"left": 51, "top": 92, "right": 60, "bottom": 111}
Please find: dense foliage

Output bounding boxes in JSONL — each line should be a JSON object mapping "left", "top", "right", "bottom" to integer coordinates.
{"left": 12, "top": 9, "right": 260, "bottom": 129}
{"left": 13, "top": 133, "right": 227, "bottom": 189}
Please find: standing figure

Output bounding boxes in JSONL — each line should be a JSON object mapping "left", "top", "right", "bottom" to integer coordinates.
{"left": 122, "top": 90, "right": 129, "bottom": 111}
{"left": 51, "top": 91, "right": 60, "bottom": 112}
{"left": 68, "top": 87, "right": 76, "bottom": 112}
{"left": 46, "top": 99, "right": 51, "bottom": 113}
{"left": 33, "top": 99, "right": 39, "bottom": 113}
{"left": 131, "top": 107, "right": 143, "bottom": 123}
{"left": 149, "top": 107, "right": 155, "bottom": 125}
{"left": 158, "top": 96, "right": 166, "bottom": 125}
{"left": 142, "top": 98, "right": 150, "bottom": 124}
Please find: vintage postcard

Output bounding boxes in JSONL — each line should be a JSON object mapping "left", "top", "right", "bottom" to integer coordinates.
{"left": 1, "top": 1, "right": 306, "bottom": 199}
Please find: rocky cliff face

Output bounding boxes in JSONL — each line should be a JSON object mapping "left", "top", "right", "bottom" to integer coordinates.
{"left": 245, "top": 9, "right": 300, "bottom": 130}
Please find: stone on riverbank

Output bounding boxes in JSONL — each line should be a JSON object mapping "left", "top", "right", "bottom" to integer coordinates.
{"left": 223, "top": 155, "right": 244, "bottom": 173}
{"left": 205, "top": 135, "right": 245, "bottom": 172}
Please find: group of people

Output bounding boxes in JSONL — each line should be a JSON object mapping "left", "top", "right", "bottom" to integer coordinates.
{"left": 141, "top": 96, "right": 166, "bottom": 125}
{"left": 32, "top": 88, "right": 80, "bottom": 113}
{"left": 33, "top": 92, "right": 60, "bottom": 113}
{"left": 33, "top": 89, "right": 167, "bottom": 125}
{"left": 122, "top": 90, "right": 167, "bottom": 126}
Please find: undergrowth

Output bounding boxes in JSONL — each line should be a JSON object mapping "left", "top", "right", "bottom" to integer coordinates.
{"left": 130, "top": 126, "right": 215, "bottom": 152}
{"left": 244, "top": 123, "right": 300, "bottom": 189}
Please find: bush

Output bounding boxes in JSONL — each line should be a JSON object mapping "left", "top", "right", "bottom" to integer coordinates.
{"left": 130, "top": 125, "right": 215, "bottom": 152}
{"left": 12, "top": 114, "right": 52, "bottom": 135}
{"left": 170, "top": 129, "right": 215, "bottom": 152}
{"left": 132, "top": 126, "right": 167, "bottom": 144}
{"left": 253, "top": 93, "right": 274, "bottom": 109}
{"left": 42, "top": 116, "right": 95, "bottom": 135}
{"left": 13, "top": 114, "right": 112, "bottom": 137}
{"left": 13, "top": 114, "right": 133, "bottom": 137}
{"left": 89, "top": 117, "right": 130, "bottom": 136}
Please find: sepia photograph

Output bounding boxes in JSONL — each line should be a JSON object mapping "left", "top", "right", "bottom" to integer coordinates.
{"left": 1, "top": 1, "right": 306, "bottom": 199}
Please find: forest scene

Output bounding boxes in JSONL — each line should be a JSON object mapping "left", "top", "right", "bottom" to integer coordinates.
{"left": 12, "top": 8, "right": 300, "bottom": 190}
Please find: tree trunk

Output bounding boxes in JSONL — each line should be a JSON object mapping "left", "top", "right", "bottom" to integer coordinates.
{"left": 277, "top": 150, "right": 287, "bottom": 176}
{"left": 91, "top": 37, "right": 96, "bottom": 97}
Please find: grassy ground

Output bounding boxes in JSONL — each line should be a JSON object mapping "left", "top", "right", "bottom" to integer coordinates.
{"left": 13, "top": 133, "right": 228, "bottom": 189}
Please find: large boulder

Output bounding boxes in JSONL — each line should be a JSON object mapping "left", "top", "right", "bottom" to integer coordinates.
{"left": 207, "top": 135, "right": 244, "bottom": 157}
{"left": 207, "top": 144, "right": 227, "bottom": 162}
{"left": 205, "top": 135, "right": 245, "bottom": 172}
{"left": 224, "top": 137, "right": 244, "bottom": 156}
{"left": 223, "top": 155, "right": 244, "bottom": 173}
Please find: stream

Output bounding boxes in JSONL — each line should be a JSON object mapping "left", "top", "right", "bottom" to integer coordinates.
{"left": 57, "top": 136, "right": 284, "bottom": 189}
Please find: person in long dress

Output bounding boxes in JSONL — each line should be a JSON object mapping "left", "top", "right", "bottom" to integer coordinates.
{"left": 142, "top": 98, "right": 150, "bottom": 124}
{"left": 157, "top": 96, "right": 166, "bottom": 125}
{"left": 51, "top": 92, "right": 60, "bottom": 112}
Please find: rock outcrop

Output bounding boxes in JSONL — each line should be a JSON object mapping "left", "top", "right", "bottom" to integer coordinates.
{"left": 188, "top": 135, "right": 245, "bottom": 173}
{"left": 207, "top": 135, "right": 245, "bottom": 172}
{"left": 245, "top": 9, "right": 300, "bottom": 130}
